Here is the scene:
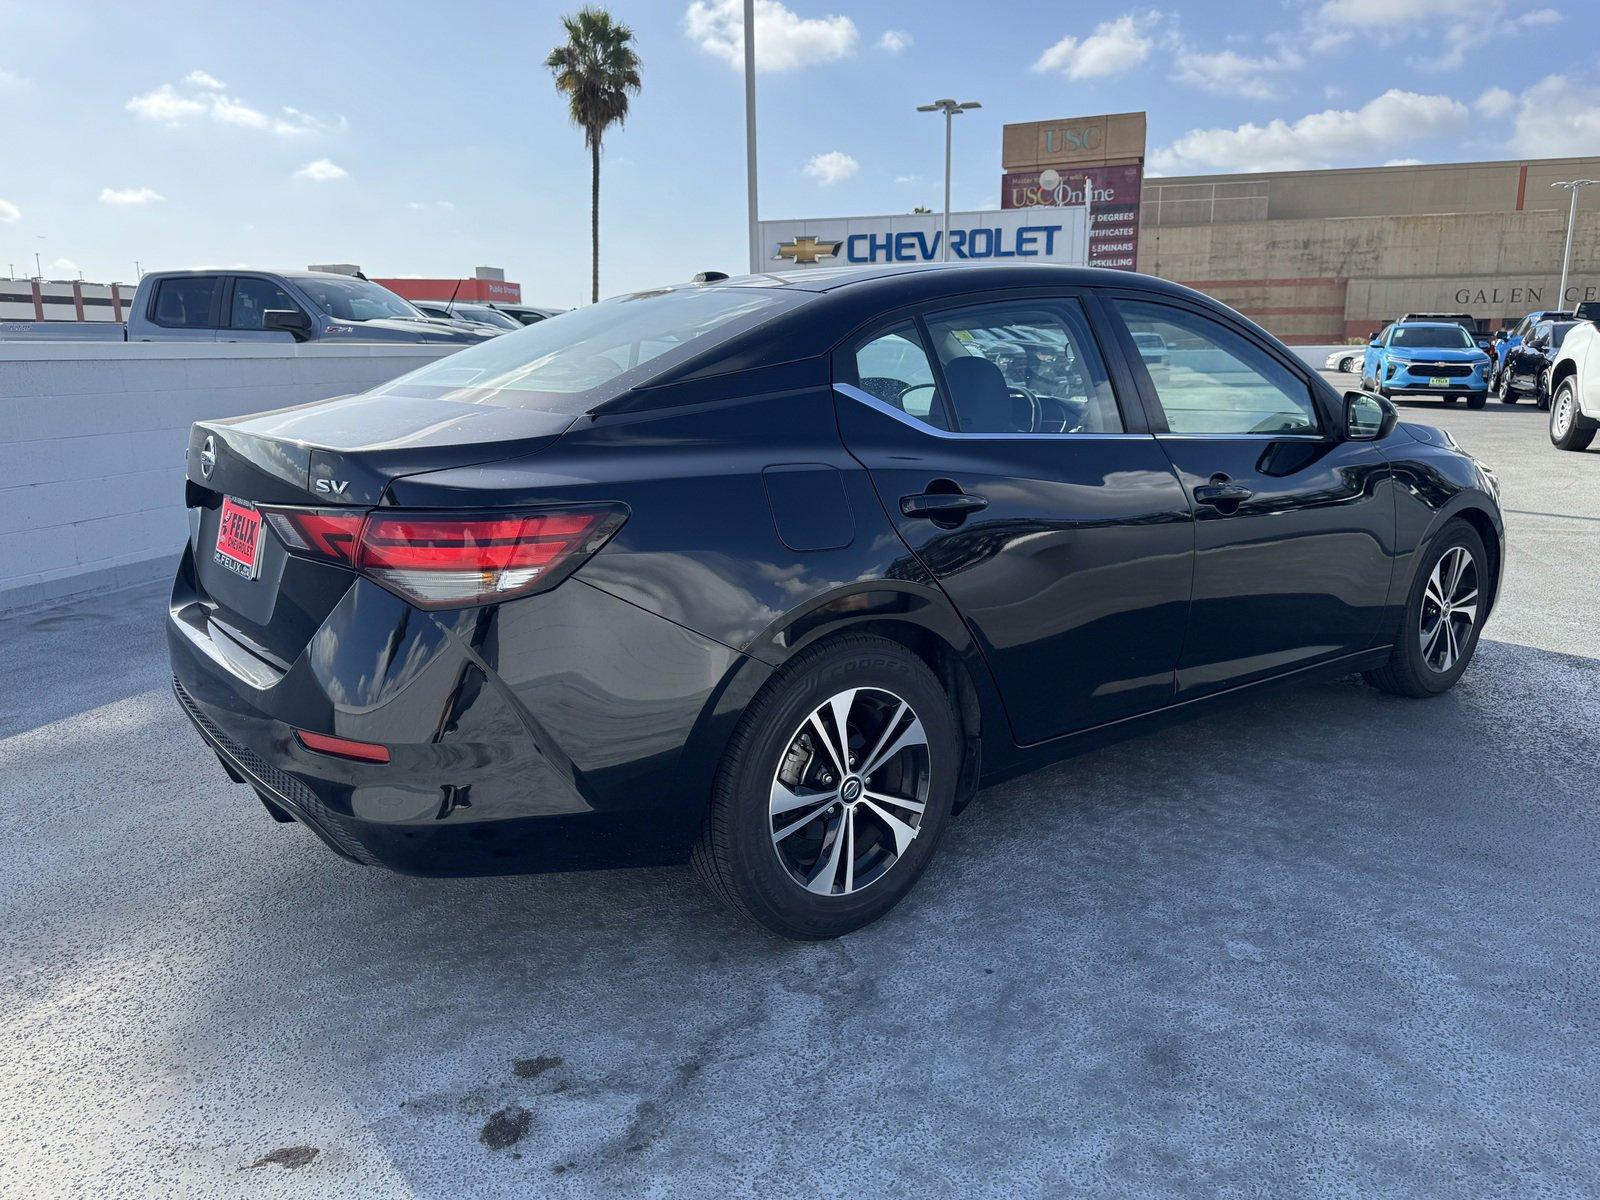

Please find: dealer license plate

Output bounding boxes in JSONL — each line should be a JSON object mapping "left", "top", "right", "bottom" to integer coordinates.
{"left": 213, "top": 497, "right": 263, "bottom": 580}
{"left": 1428, "top": 377, "right": 1450, "bottom": 387}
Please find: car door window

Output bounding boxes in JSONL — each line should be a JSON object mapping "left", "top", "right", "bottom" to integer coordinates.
{"left": 230, "top": 278, "right": 302, "bottom": 330}
{"left": 852, "top": 323, "right": 949, "bottom": 429}
{"left": 1114, "top": 299, "right": 1321, "bottom": 435}
{"left": 151, "top": 276, "right": 221, "bottom": 329}
{"left": 922, "top": 299, "right": 1121, "bottom": 434}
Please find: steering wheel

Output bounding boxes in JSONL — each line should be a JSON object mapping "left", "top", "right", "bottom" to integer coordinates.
{"left": 1006, "top": 384, "right": 1043, "bottom": 433}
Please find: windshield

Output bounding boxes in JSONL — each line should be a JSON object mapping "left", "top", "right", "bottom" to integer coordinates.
{"left": 1391, "top": 325, "right": 1475, "bottom": 349}
{"left": 368, "top": 285, "right": 806, "bottom": 413}
{"left": 297, "top": 276, "right": 423, "bottom": 322}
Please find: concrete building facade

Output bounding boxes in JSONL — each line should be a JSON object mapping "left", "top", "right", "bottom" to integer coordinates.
{"left": 1002, "top": 112, "right": 1600, "bottom": 343}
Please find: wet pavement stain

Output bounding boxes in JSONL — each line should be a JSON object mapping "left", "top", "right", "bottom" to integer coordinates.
{"left": 479, "top": 1105, "right": 532, "bottom": 1151}
{"left": 512, "top": 1054, "right": 562, "bottom": 1080}
{"left": 246, "top": 1146, "right": 318, "bottom": 1170}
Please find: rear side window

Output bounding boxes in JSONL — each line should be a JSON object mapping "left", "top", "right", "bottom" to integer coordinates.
{"left": 372, "top": 285, "right": 806, "bottom": 414}
{"left": 853, "top": 323, "right": 948, "bottom": 429}
{"left": 151, "top": 276, "right": 220, "bottom": 329}
{"left": 922, "top": 299, "right": 1122, "bottom": 434}
{"left": 230, "top": 278, "right": 302, "bottom": 330}
{"left": 1114, "top": 299, "right": 1320, "bottom": 435}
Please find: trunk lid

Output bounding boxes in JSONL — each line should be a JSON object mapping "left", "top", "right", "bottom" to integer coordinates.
{"left": 183, "top": 393, "right": 579, "bottom": 669}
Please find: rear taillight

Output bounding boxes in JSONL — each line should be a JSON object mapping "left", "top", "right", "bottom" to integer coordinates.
{"left": 295, "top": 729, "right": 391, "bottom": 763}
{"left": 261, "top": 505, "right": 626, "bottom": 609}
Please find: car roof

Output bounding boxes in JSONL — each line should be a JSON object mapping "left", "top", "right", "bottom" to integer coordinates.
{"left": 1392, "top": 321, "right": 1465, "bottom": 329}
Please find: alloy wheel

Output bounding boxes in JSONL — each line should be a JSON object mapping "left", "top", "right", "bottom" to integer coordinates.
{"left": 769, "top": 687, "right": 930, "bottom": 897}
{"left": 1418, "top": 545, "right": 1478, "bottom": 674}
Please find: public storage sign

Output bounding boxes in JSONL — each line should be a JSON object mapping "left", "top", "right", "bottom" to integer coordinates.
{"left": 757, "top": 206, "right": 1089, "bottom": 273}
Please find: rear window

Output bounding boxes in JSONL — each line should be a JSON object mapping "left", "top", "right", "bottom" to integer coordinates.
{"left": 369, "top": 285, "right": 805, "bottom": 413}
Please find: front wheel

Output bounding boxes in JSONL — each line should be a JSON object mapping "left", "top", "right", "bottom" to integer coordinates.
{"left": 1494, "top": 371, "right": 1517, "bottom": 403}
{"left": 692, "top": 635, "right": 960, "bottom": 940}
{"left": 1550, "top": 379, "right": 1597, "bottom": 451}
{"left": 1364, "top": 520, "right": 1488, "bottom": 698}
{"left": 1465, "top": 392, "right": 1487, "bottom": 410}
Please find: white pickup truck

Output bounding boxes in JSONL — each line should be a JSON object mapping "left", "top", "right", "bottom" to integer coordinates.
{"left": 1548, "top": 301, "right": 1600, "bottom": 451}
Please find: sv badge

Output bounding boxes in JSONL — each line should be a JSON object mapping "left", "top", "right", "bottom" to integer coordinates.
{"left": 314, "top": 479, "right": 350, "bottom": 495}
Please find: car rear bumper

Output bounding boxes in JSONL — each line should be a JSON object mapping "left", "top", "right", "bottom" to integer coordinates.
{"left": 166, "top": 544, "right": 748, "bottom": 876}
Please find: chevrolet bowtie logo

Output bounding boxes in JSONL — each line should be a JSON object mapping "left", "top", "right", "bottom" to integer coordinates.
{"left": 775, "top": 235, "right": 842, "bottom": 265}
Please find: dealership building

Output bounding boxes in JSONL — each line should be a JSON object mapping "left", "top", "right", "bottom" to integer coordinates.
{"left": 1001, "top": 111, "right": 1600, "bottom": 343}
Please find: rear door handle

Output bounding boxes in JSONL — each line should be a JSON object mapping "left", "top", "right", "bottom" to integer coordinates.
{"left": 1193, "top": 482, "right": 1253, "bottom": 507}
{"left": 901, "top": 492, "right": 988, "bottom": 519}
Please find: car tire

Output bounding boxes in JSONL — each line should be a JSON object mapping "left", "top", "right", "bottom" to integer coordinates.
{"left": 1339, "top": 356, "right": 1354, "bottom": 373}
{"left": 692, "top": 634, "right": 960, "bottom": 940}
{"left": 1495, "top": 372, "right": 1517, "bottom": 403}
{"left": 1465, "top": 392, "right": 1487, "bottom": 410}
{"left": 1363, "top": 520, "right": 1488, "bottom": 699}
{"left": 1549, "top": 378, "right": 1598, "bottom": 451}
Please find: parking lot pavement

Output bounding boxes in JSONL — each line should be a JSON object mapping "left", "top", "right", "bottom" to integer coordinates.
{"left": 2, "top": 389, "right": 1597, "bottom": 1200}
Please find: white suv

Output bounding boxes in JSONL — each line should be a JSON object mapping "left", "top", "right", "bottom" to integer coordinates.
{"left": 1548, "top": 302, "right": 1600, "bottom": 451}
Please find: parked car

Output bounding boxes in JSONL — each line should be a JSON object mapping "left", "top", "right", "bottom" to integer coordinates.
{"left": 1362, "top": 321, "right": 1491, "bottom": 407}
{"left": 168, "top": 264, "right": 1504, "bottom": 939}
{"left": 1131, "top": 330, "right": 1169, "bottom": 367}
{"left": 1325, "top": 347, "right": 1362, "bottom": 373}
{"left": 1547, "top": 301, "right": 1600, "bottom": 451}
{"left": 127, "top": 270, "right": 498, "bottom": 344}
{"left": 412, "top": 300, "right": 521, "bottom": 332}
{"left": 1491, "top": 309, "right": 1574, "bottom": 393}
{"left": 487, "top": 303, "right": 565, "bottom": 326}
{"left": 1494, "top": 318, "right": 1576, "bottom": 407}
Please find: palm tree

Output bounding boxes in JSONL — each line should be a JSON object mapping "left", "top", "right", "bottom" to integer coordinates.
{"left": 546, "top": 7, "right": 642, "bottom": 303}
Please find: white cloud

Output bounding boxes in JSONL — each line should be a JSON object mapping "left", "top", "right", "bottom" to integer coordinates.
{"left": 878, "top": 29, "right": 911, "bottom": 53}
{"left": 0, "top": 66, "right": 28, "bottom": 90}
{"left": 1174, "top": 46, "right": 1303, "bottom": 100}
{"left": 294, "top": 158, "right": 348, "bottom": 182}
{"left": 1383, "top": 158, "right": 1423, "bottom": 166}
{"left": 1503, "top": 75, "right": 1600, "bottom": 158}
{"left": 684, "top": 0, "right": 857, "bottom": 72}
{"left": 803, "top": 150, "right": 858, "bottom": 184}
{"left": 1475, "top": 87, "right": 1516, "bottom": 118}
{"left": 894, "top": 174, "right": 922, "bottom": 185}
{"left": 126, "top": 75, "right": 328, "bottom": 135}
{"left": 99, "top": 186, "right": 165, "bottom": 206}
{"left": 1150, "top": 89, "right": 1469, "bottom": 174}
{"left": 407, "top": 200, "right": 456, "bottom": 211}
{"left": 0, "top": 198, "right": 19, "bottom": 222}
{"left": 1034, "top": 13, "right": 1159, "bottom": 81}
{"left": 50, "top": 258, "right": 80, "bottom": 274}
{"left": 1311, "top": 0, "right": 1559, "bottom": 68}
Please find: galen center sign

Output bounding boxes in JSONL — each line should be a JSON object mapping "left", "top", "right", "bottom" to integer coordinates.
{"left": 757, "top": 206, "right": 1090, "bottom": 273}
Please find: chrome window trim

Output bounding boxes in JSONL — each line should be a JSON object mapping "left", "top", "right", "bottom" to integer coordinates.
{"left": 833, "top": 382, "right": 1152, "bottom": 441}
{"left": 1154, "top": 431, "right": 1330, "bottom": 441}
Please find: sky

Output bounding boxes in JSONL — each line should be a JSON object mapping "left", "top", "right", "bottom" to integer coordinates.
{"left": 2, "top": 0, "right": 1599, "bottom": 303}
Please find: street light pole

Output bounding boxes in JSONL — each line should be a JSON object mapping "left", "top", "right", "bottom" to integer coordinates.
{"left": 1552, "top": 179, "right": 1597, "bottom": 308}
{"left": 743, "top": 0, "right": 760, "bottom": 274}
{"left": 917, "top": 98, "right": 981, "bottom": 263}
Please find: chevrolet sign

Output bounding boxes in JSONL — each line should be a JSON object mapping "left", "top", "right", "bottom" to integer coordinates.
{"left": 758, "top": 206, "right": 1089, "bottom": 273}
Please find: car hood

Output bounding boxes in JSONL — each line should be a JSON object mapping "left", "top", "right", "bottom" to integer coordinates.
{"left": 1387, "top": 347, "right": 1487, "bottom": 363}
{"left": 326, "top": 317, "right": 494, "bottom": 345}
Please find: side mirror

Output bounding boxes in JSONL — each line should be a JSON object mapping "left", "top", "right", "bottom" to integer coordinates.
{"left": 1345, "top": 390, "right": 1397, "bottom": 441}
{"left": 1575, "top": 301, "right": 1600, "bottom": 324}
{"left": 263, "top": 309, "right": 312, "bottom": 342}
{"left": 1368, "top": 338, "right": 1381, "bottom": 347}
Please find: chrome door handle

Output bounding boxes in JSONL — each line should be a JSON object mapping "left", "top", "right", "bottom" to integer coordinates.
{"left": 1193, "top": 482, "right": 1253, "bottom": 507}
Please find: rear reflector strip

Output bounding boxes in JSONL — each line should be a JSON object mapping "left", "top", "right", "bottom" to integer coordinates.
{"left": 295, "top": 729, "right": 391, "bottom": 763}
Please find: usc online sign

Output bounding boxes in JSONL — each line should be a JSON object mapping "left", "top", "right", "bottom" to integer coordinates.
{"left": 757, "top": 206, "right": 1089, "bottom": 273}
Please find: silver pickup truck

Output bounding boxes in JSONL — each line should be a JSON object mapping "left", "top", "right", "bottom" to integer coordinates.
{"left": 122, "top": 269, "right": 497, "bottom": 344}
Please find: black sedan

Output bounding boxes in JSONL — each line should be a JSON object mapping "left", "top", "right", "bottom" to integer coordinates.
{"left": 1494, "top": 318, "right": 1577, "bottom": 409}
{"left": 168, "top": 265, "right": 1504, "bottom": 939}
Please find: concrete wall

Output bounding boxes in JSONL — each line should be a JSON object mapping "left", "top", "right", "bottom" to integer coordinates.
{"left": 0, "top": 342, "right": 455, "bottom": 613}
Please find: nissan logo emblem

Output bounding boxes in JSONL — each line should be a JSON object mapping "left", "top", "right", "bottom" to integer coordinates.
{"left": 199, "top": 435, "right": 216, "bottom": 480}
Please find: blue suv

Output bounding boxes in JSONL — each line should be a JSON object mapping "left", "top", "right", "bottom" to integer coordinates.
{"left": 1362, "top": 321, "right": 1491, "bottom": 408}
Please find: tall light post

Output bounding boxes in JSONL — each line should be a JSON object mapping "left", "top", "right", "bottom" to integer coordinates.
{"left": 917, "top": 98, "right": 981, "bottom": 262}
{"left": 743, "top": 0, "right": 760, "bottom": 273}
{"left": 1551, "top": 179, "right": 1597, "bottom": 308}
